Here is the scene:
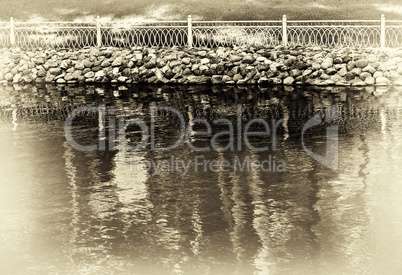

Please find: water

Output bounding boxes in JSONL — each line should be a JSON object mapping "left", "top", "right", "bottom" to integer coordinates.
{"left": 0, "top": 84, "right": 401, "bottom": 274}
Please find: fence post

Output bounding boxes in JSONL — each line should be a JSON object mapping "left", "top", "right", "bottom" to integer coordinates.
{"left": 380, "top": 14, "right": 386, "bottom": 49}
{"left": 282, "top": 15, "right": 288, "bottom": 48}
{"left": 96, "top": 16, "right": 102, "bottom": 47}
{"left": 187, "top": 15, "right": 193, "bottom": 48}
{"left": 10, "top": 17, "right": 15, "bottom": 47}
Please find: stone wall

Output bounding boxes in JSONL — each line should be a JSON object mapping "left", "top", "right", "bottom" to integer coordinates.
{"left": 1, "top": 46, "right": 402, "bottom": 86}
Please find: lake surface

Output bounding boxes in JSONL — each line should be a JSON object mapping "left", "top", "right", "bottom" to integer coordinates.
{"left": 0, "top": 84, "right": 401, "bottom": 275}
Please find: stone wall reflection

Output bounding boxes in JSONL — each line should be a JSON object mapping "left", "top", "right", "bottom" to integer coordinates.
{"left": 0, "top": 84, "right": 401, "bottom": 273}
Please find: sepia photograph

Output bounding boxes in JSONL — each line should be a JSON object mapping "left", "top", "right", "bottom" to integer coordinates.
{"left": 0, "top": 0, "right": 401, "bottom": 274}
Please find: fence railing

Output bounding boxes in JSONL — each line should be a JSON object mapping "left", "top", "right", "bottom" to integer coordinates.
{"left": 0, "top": 15, "right": 401, "bottom": 49}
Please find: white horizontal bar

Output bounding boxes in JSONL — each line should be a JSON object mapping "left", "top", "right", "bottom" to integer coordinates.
{"left": 194, "top": 20, "right": 280, "bottom": 23}
{"left": 289, "top": 25, "right": 381, "bottom": 28}
{"left": 288, "top": 20, "right": 380, "bottom": 23}
{"left": 193, "top": 26, "right": 281, "bottom": 29}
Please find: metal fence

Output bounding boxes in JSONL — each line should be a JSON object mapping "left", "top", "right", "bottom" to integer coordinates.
{"left": 0, "top": 15, "right": 401, "bottom": 49}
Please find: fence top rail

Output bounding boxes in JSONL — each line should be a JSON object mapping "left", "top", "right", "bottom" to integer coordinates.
{"left": 101, "top": 20, "right": 187, "bottom": 24}
{"left": 288, "top": 20, "right": 381, "bottom": 23}
{"left": 2, "top": 19, "right": 402, "bottom": 24}
{"left": 14, "top": 21, "right": 95, "bottom": 24}
{"left": 288, "top": 25, "right": 382, "bottom": 28}
{"left": 193, "top": 20, "right": 281, "bottom": 23}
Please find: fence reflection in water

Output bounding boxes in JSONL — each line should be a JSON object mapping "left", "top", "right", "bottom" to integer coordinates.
{"left": 0, "top": 84, "right": 402, "bottom": 274}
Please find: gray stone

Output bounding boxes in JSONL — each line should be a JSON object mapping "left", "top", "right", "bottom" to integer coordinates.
{"left": 302, "top": 69, "right": 313, "bottom": 76}
{"left": 229, "top": 55, "right": 243, "bottom": 62}
{"left": 360, "top": 72, "right": 372, "bottom": 81}
{"left": 54, "top": 73, "right": 65, "bottom": 80}
{"left": 237, "top": 78, "right": 249, "bottom": 85}
{"left": 144, "top": 59, "right": 156, "bottom": 69}
{"left": 333, "top": 57, "right": 343, "bottom": 64}
{"left": 60, "top": 60, "right": 71, "bottom": 69}
{"left": 112, "top": 67, "right": 120, "bottom": 76}
{"left": 376, "top": 77, "right": 391, "bottom": 85}
{"left": 182, "top": 57, "right": 191, "bottom": 65}
{"left": 187, "top": 75, "right": 210, "bottom": 84}
{"left": 338, "top": 67, "right": 348, "bottom": 77}
{"left": 330, "top": 74, "right": 343, "bottom": 83}
{"left": 351, "top": 68, "right": 362, "bottom": 76}
{"left": 321, "top": 58, "right": 333, "bottom": 69}
{"left": 367, "top": 54, "right": 379, "bottom": 63}
{"left": 64, "top": 73, "right": 74, "bottom": 81}
{"left": 56, "top": 78, "right": 66, "bottom": 83}
{"left": 35, "top": 57, "right": 45, "bottom": 65}
{"left": 257, "top": 77, "right": 269, "bottom": 85}
{"left": 127, "top": 61, "right": 134, "bottom": 68}
{"left": 233, "top": 74, "right": 243, "bottom": 81}
{"left": 37, "top": 67, "right": 46, "bottom": 77}
{"left": 84, "top": 60, "right": 93, "bottom": 68}
{"left": 45, "top": 74, "right": 55, "bottom": 82}
{"left": 356, "top": 59, "right": 369, "bottom": 68}
{"left": 12, "top": 74, "right": 21, "bottom": 82}
{"left": 22, "top": 76, "right": 33, "bottom": 83}
{"left": 322, "top": 79, "right": 335, "bottom": 85}
{"left": 362, "top": 65, "right": 376, "bottom": 74}
{"left": 112, "top": 57, "right": 123, "bottom": 67}
{"left": 347, "top": 61, "right": 355, "bottom": 71}
{"left": 284, "top": 59, "right": 294, "bottom": 67}
{"left": 293, "top": 61, "right": 308, "bottom": 70}
{"left": 84, "top": 71, "right": 95, "bottom": 78}
{"left": 200, "top": 58, "right": 210, "bottom": 65}
{"left": 5, "top": 73, "right": 13, "bottom": 81}
{"left": 47, "top": 60, "right": 59, "bottom": 68}
{"left": 72, "top": 70, "right": 82, "bottom": 79}
{"left": 95, "top": 70, "right": 105, "bottom": 78}
{"left": 272, "top": 77, "right": 282, "bottom": 84}
{"left": 290, "top": 69, "right": 302, "bottom": 77}
{"left": 197, "top": 50, "right": 207, "bottom": 57}
{"left": 364, "top": 76, "right": 375, "bottom": 85}
{"left": 169, "top": 60, "right": 182, "bottom": 68}
{"left": 283, "top": 76, "right": 294, "bottom": 85}
{"left": 199, "top": 65, "right": 209, "bottom": 71}
{"left": 350, "top": 79, "right": 366, "bottom": 86}
{"left": 155, "top": 69, "right": 164, "bottom": 80}
{"left": 386, "top": 71, "right": 401, "bottom": 81}
{"left": 49, "top": 68, "right": 62, "bottom": 75}
{"left": 345, "top": 73, "right": 355, "bottom": 81}
{"left": 117, "top": 76, "right": 128, "bottom": 83}
{"left": 320, "top": 74, "right": 330, "bottom": 80}
{"left": 101, "top": 60, "right": 111, "bottom": 67}
{"left": 211, "top": 75, "right": 223, "bottom": 84}
{"left": 222, "top": 75, "right": 232, "bottom": 83}
{"left": 326, "top": 68, "right": 338, "bottom": 75}
{"left": 373, "top": 71, "right": 384, "bottom": 79}
{"left": 334, "top": 64, "right": 345, "bottom": 70}
{"left": 311, "top": 62, "right": 321, "bottom": 70}
{"left": 397, "top": 65, "right": 402, "bottom": 75}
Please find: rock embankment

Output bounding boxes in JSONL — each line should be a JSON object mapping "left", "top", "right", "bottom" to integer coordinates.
{"left": 1, "top": 46, "right": 402, "bottom": 86}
